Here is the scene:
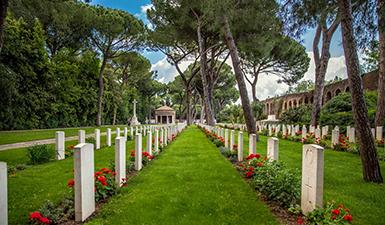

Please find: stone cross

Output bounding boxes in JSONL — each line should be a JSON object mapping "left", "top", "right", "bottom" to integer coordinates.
{"left": 135, "top": 133, "right": 142, "bottom": 171}
{"left": 238, "top": 132, "right": 243, "bottom": 162}
{"left": 116, "top": 127, "right": 120, "bottom": 138}
{"left": 376, "top": 126, "right": 383, "bottom": 141}
{"left": 95, "top": 129, "right": 100, "bottom": 150}
{"left": 74, "top": 143, "right": 95, "bottom": 222}
{"left": 78, "top": 130, "right": 85, "bottom": 144}
{"left": 0, "top": 162, "right": 7, "bottom": 225}
{"left": 154, "top": 129, "right": 159, "bottom": 152}
{"left": 56, "top": 131, "right": 65, "bottom": 160}
{"left": 301, "top": 144, "right": 324, "bottom": 214}
{"left": 225, "top": 129, "right": 229, "bottom": 148}
{"left": 267, "top": 137, "right": 279, "bottom": 161}
{"left": 115, "top": 137, "right": 126, "bottom": 187}
{"left": 230, "top": 130, "right": 235, "bottom": 150}
{"left": 107, "top": 128, "right": 111, "bottom": 147}
{"left": 147, "top": 131, "right": 152, "bottom": 155}
{"left": 249, "top": 134, "right": 256, "bottom": 155}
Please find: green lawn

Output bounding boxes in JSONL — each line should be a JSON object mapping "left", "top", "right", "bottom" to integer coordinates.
{"left": 0, "top": 125, "right": 129, "bottom": 145}
{"left": 6, "top": 136, "right": 144, "bottom": 225}
{"left": 230, "top": 130, "right": 385, "bottom": 225}
{"left": 87, "top": 126, "right": 278, "bottom": 225}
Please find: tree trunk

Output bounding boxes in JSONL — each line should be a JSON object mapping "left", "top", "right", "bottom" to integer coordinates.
{"left": 0, "top": 0, "right": 8, "bottom": 54}
{"left": 375, "top": 0, "right": 385, "bottom": 127}
{"left": 251, "top": 82, "right": 257, "bottom": 103}
{"left": 222, "top": 15, "right": 256, "bottom": 134}
{"left": 197, "top": 22, "right": 215, "bottom": 126}
{"left": 97, "top": 56, "right": 108, "bottom": 126}
{"left": 338, "top": 0, "right": 383, "bottom": 183}
{"left": 311, "top": 20, "right": 339, "bottom": 126}
{"left": 186, "top": 87, "right": 192, "bottom": 125}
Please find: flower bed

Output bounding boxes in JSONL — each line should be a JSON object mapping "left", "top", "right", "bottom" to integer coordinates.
{"left": 198, "top": 124, "right": 353, "bottom": 225}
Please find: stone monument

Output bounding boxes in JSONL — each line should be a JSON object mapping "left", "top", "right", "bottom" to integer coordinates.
{"left": 130, "top": 99, "right": 140, "bottom": 126}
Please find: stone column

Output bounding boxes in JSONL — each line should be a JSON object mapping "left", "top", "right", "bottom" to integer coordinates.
{"left": 147, "top": 131, "right": 152, "bottom": 156}
{"left": 267, "top": 137, "right": 279, "bottom": 161}
{"left": 78, "top": 130, "right": 85, "bottom": 144}
{"left": 230, "top": 130, "right": 235, "bottom": 150}
{"left": 135, "top": 133, "right": 142, "bottom": 171}
{"left": 74, "top": 143, "right": 95, "bottom": 222}
{"left": 107, "top": 128, "right": 111, "bottom": 147}
{"left": 301, "top": 144, "right": 324, "bottom": 214}
{"left": 376, "top": 126, "right": 383, "bottom": 141}
{"left": 95, "top": 129, "right": 100, "bottom": 150}
{"left": 124, "top": 127, "right": 128, "bottom": 140}
{"left": 249, "top": 134, "right": 256, "bottom": 155}
{"left": 154, "top": 129, "right": 159, "bottom": 152}
{"left": 56, "top": 131, "right": 65, "bottom": 160}
{"left": 225, "top": 129, "right": 229, "bottom": 148}
{"left": 116, "top": 127, "right": 120, "bottom": 138}
{"left": 0, "top": 162, "right": 7, "bottom": 225}
{"left": 115, "top": 137, "right": 126, "bottom": 187}
{"left": 238, "top": 132, "right": 243, "bottom": 162}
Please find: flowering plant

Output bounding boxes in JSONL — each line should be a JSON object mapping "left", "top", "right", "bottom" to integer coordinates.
{"left": 29, "top": 211, "right": 51, "bottom": 224}
{"left": 307, "top": 202, "right": 353, "bottom": 224}
{"left": 236, "top": 153, "right": 266, "bottom": 179}
{"left": 333, "top": 135, "right": 350, "bottom": 152}
{"left": 65, "top": 145, "right": 75, "bottom": 157}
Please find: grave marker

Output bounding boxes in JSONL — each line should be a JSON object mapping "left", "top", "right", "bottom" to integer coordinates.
{"left": 56, "top": 131, "right": 65, "bottom": 160}
{"left": 154, "top": 129, "right": 159, "bottom": 152}
{"left": 147, "top": 131, "right": 152, "bottom": 155}
{"left": 78, "top": 130, "right": 85, "bottom": 144}
{"left": 249, "top": 134, "right": 256, "bottom": 155}
{"left": 107, "top": 128, "right": 111, "bottom": 147}
{"left": 376, "top": 126, "right": 383, "bottom": 141}
{"left": 95, "top": 129, "right": 100, "bottom": 150}
{"left": 238, "top": 132, "right": 243, "bottom": 162}
{"left": 115, "top": 137, "right": 126, "bottom": 187}
{"left": 135, "top": 133, "right": 142, "bottom": 171}
{"left": 267, "top": 137, "right": 279, "bottom": 161}
{"left": 230, "top": 130, "right": 235, "bottom": 150}
{"left": 0, "top": 162, "right": 7, "bottom": 225}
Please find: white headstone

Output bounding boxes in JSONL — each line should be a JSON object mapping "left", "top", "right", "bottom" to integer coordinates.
{"left": 376, "top": 126, "right": 383, "bottom": 141}
{"left": 56, "top": 131, "right": 65, "bottom": 160}
{"left": 124, "top": 127, "right": 128, "bottom": 140}
{"left": 321, "top": 126, "right": 328, "bottom": 139}
{"left": 302, "top": 127, "right": 307, "bottom": 139}
{"left": 135, "top": 133, "right": 142, "bottom": 171}
{"left": 147, "top": 131, "right": 152, "bottom": 155}
{"left": 315, "top": 128, "right": 321, "bottom": 139}
{"left": 249, "top": 134, "right": 256, "bottom": 155}
{"left": 346, "top": 126, "right": 351, "bottom": 138}
{"left": 130, "top": 127, "right": 134, "bottom": 138}
{"left": 301, "top": 144, "right": 324, "bottom": 214}
{"left": 160, "top": 128, "right": 164, "bottom": 147}
{"left": 116, "top": 127, "right": 120, "bottom": 138}
{"left": 225, "top": 129, "right": 229, "bottom": 148}
{"left": 238, "top": 132, "right": 243, "bottom": 162}
{"left": 230, "top": 130, "right": 235, "bottom": 150}
{"left": 95, "top": 129, "right": 100, "bottom": 150}
{"left": 115, "top": 137, "right": 126, "bottom": 187}
{"left": 371, "top": 128, "right": 376, "bottom": 139}
{"left": 331, "top": 129, "right": 339, "bottom": 148}
{"left": 282, "top": 125, "right": 287, "bottom": 136}
{"left": 349, "top": 127, "right": 355, "bottom": 143}
{"left": 309, "top": 125, "right": 315, "bottom": 134}
{"left": 154, "top": 129, "right": 159, "bottom": 152}
{"left": 267, "top": 137, "right": 279, "bottom": 161}
{"left": 0, "top": 162, "right": 7, "bottom": 225}
{"left": 164, "top": 128, "right": 168, "bottom": 146}
{"left": 78, "top": 130, "right": 85, "bottom": 144}
{"left": 107, "top": 128, "right": 111, "bottom": 147}
{"left": 74, "top": 143, "right": 95, "bottom": 222}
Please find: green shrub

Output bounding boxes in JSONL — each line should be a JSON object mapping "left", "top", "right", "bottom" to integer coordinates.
{"left": 280, "top": 105, "right": 312, "bottom": 125}
{"left": 85, "top": 137, "right": 96, "bottom": 145}
{"left": 26, "top": 145, "right": 54, "bottom": 165}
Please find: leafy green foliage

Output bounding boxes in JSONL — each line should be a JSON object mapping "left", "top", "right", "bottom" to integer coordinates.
{"left": 26, "top": 145, "right": 54, "bottom": 165}
{"left": 280, "top": 105, "right": 312, "bottom": 125}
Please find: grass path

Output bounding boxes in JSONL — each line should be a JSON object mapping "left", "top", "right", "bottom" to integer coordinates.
{"left": 87, "top": 126, "right": 278, "bottom": 225}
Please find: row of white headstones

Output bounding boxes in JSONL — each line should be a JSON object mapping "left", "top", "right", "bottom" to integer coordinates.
{"left": 0, "top": 123, "right": 187, "bottom": 225}
{"left": 199, "top": 123, "right": 324, "bottom": 215}
{"left": 220, "top": 123, "right": 384, "bottom": 148}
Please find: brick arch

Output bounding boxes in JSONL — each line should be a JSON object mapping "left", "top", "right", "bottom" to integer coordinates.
{"left": 326, "top": 91, "right": 332, "bottom": 101}
{"left": 304, "top": 97, "right": 309, "bottom": 104}
{"left": 335, "top": 88, "right": 341, "bottom": 96}
{"left": 345, "top": 86, "right": 350, "bottom": 92}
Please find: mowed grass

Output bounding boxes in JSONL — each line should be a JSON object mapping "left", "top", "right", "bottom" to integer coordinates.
{"left": 87, "top": 126, "right": 278, "bottom": 225}
{"left": 230, "top": 130, "right": 385, "bottom": 225}
{"left": 6, "top": 134, "right": 144, "bottom": 225}
{"left": 0, "top": 125, "right": 129, "bottom": 145}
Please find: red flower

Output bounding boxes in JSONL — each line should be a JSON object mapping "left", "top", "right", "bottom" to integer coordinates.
{"left": 29, "top": 211, "right": 42, "bottom": 220}
{"left": 245, "top": 171, "right": 254, "bottom": 178}
{"left": 248, "top": 166, "right": 254, "bottom": 171}
{"left": 112, "top": 172, "right": 117, "bottom": 176}
{"left": 297, "top": 216, "right": 303, "bottom": 224}
{"left": 95, "top": 171, "right": 102, "bottom": 177}
{"left": 257, "top": 162, "right": 264, "bottom": 167}
{"left": 130, "top": 151, "right": 135, "bottom": 156}
{"left": 331, "top": 215, "right": 337, "bottom": 220}
{"left": 331, "top": 209, "right": 340, "bottom": 215}
{"left": 40, "top": 217, "right": 51, "bottom": 224}
{"left": 67, "top": 179, "right": 74, "bottom": 188}
{"left": 98, "top": 176, "right": 107, "bottom": 186}
{"left": 343, "top": 214, "right": 353, "bottom": 222}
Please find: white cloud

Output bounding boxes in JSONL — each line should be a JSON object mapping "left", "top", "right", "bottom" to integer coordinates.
{"left": 150, "top": 51, "right": 348, "bottom": 102}
{"left": 141, "top": 4, "right": 154, "bottom": 13}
